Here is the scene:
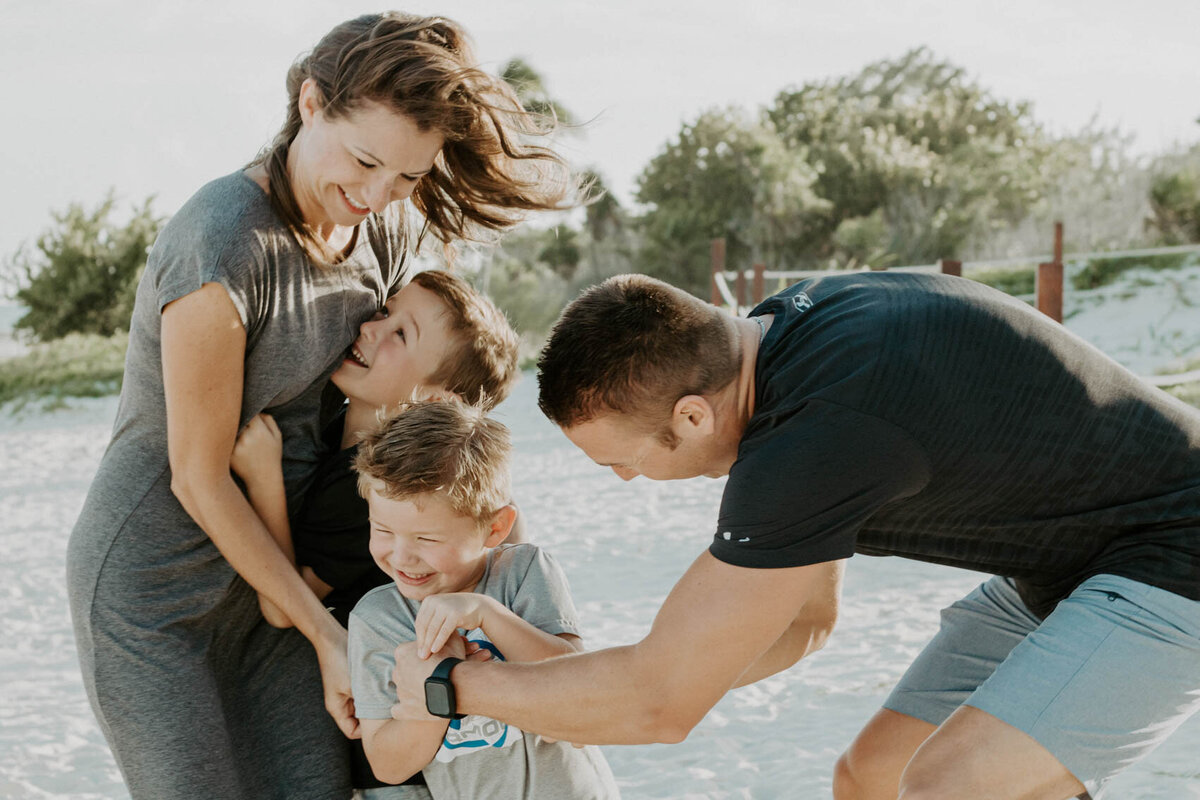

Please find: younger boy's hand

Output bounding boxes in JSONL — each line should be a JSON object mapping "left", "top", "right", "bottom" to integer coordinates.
{"left": 414, "top": 593, "right": 496, "bottom": 659}
{"left": 230, "top": 413, "right": 283, "bottom": 486}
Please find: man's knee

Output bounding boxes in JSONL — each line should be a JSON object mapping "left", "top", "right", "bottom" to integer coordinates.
{"left": 832, "top": 750, "right": 868, "bottom": 800}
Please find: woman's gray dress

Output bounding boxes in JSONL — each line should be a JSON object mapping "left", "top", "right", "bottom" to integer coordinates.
{"left": 66, "top": 172, "right": 406, "bottom": 799}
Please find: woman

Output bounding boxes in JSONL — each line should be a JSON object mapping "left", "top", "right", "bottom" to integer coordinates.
{"left": 66, "top": 13, "right": 572, "bottom": 800}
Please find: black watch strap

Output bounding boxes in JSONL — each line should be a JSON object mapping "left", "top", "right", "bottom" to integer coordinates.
{"left": 425, "top": 656, "right": 465, "bottom": 719}
{"left": 430, "top": 656, "right": 463, "bottom": 681}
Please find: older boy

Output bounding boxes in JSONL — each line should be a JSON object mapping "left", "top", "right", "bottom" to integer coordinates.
{"left": 348, "top": 401, "right": 619, "bottom": 799}
{"left": 389, "top": 272, "right": 1200, "bottom": 800}
{"left": 232, "top": 269, "right": 521, "bottom": 795}
{"left": 232, "top": 268, "right": 521, "bottom": 626}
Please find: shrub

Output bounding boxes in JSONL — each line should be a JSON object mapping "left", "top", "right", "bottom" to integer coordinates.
{"left": 1071, "top": 252, "right": 1192, "bottom": 291}
{"left": 5, "top": 192, "right": 163, "bottom": 342}
{"left": 0, "top": 332, "right": 128, "bottom": 408}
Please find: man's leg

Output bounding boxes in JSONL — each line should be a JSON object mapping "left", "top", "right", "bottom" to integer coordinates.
{"left": 832, "top": 710, "right": 935, "bottom": 800}
{"left": 835, "top": 577, "right": 1040, "bottom": 800}
{"left": 899, "top": 575, "right": 1200, "bottom": 799}
{"left": 900, "top": 706, "right": 1084, "bottom": 799}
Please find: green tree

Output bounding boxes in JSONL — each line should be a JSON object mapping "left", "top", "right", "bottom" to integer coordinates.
{"left": 1146, "top": 142, "right": 1200, "bottom": 244}
{"left": 6, "top": 193, "right": 163, "bottom": 342}
{"left": 634, "top": 107, "right": 823, "bottom": 295}
{"left": 767, "top": 47, "right": 1053, "bottom": 265}
{"left": 500, "top": 57, "right": 575, "bottom": 125}
{"left": 537, "top": 225, "right": 581, "bottom": 280}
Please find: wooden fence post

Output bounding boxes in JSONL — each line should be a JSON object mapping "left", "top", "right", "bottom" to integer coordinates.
{"left": 753, "top": 263, "right": 765, "bottom": 304}
{"left": 710, "top": 238, "right": 726, "bottom": 306}
{"left": 1036, "top": 222, "right": 1065, "bottom": 323}
{"left": 735, "top": 266, "right": 747, "bottom": 311}
{"left": 938, "top": 259, "right": 962, "bottom": 277}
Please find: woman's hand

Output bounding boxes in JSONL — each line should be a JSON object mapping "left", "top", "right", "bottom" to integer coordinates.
{"left": 315, "top": 624, "right": 361, "bottom": 740}
{"left": 230, "top": 413, "right": 283, "bottom": 488}
{"left": 414, "top": 593, "right": 497, "bottom": 659}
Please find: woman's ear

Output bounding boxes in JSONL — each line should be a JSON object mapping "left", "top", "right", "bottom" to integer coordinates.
{"left": 483, "top": 504, "right": 518, "bottom": 548}
{"left": 298, "top": 77, "right": 322, "bottom": 126}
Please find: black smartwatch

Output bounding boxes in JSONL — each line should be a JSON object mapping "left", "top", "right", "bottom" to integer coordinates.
{"left": 424, "top": 656, "right": 466, "bottom": 719}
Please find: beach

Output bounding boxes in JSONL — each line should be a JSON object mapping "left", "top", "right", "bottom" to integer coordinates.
{"left": 2, "top": 374, "right": 1198, "bottom": 798}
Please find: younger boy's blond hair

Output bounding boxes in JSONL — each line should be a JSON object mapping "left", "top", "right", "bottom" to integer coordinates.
{"left": 354, "top": 400, "right": 512, "bottom": 525}
{"left": 411, "top": 270, "right": 520, "bottom": 410}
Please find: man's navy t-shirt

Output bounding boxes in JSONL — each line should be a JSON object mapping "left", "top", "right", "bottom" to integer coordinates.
{"left": 709, "top": 272, "right": 1200, "bottom": 617}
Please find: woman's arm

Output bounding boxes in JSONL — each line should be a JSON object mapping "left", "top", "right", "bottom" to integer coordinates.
{"left": 161, "top": 282, "right": 358, "bottom": 738}
{"left": 414, "top": 592, "right": 583, "bottom": 662}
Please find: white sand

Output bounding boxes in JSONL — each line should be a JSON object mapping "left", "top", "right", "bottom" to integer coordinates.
{"left": 1, "top": 268, "right": 1199, "bottom": 798}
{"left": 1, "top": 381, "right": 1197, "bottom": 798}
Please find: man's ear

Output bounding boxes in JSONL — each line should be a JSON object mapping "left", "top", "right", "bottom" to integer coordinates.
{"left": 483, "top": 504, "right": 518, "bottom": 548}
{"left": 671, "top": 394, "right": 715, "bottom": 440}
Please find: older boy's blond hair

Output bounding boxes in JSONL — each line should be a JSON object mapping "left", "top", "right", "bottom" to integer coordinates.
{"left": 411, "top": 270, "right": 520, "bottom": 410}
{"left": 354, "top": 400, "right": 512, "bottom": 524}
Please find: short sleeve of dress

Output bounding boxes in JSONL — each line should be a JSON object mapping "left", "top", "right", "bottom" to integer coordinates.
{"left": 148, "top": 174, "right": 279, "bottom": 331}
{"left": 499, "top": 545, "right": 581, "bottom": 638}
{"left": 711, "top": 400, "right": 931, "bottom": 568}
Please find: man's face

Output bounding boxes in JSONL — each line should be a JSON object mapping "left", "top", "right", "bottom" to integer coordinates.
{"left": 562, "top": 413, "right": 723, "bottom": 482}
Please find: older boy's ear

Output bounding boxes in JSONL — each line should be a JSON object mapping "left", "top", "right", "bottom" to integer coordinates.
{"left": 410, "top": 385, "right": 461, "bottom": 404}
{"left": 483, "top": 504, "right": 518, "bottom": 548}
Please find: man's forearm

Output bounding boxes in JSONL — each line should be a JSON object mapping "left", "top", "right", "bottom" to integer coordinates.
{"left": 450, "top": 643, "right": 701, "bottom": 745}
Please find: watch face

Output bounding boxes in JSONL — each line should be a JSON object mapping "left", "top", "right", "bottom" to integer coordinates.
{"left": 425, "top": 681, "right": 453, "bottom": 717}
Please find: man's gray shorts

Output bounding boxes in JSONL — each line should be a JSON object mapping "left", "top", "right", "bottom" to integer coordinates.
{"left": 884, "top": 574, "right": 1200, "bottom": 798}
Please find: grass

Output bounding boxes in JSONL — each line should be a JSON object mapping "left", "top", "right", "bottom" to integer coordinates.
{"left": 1071, "top": 252, "right": 1194, "bottom": 291}
{"left": 0, "top": 332, "right": 127, "bottom": 410}
{"left": 968, "top": 265, "right": 1036, "bottom": 296}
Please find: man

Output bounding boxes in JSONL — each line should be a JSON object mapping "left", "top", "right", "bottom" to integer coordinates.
{"left": 391, "top": 272, "right": 1200, "bottom": 799}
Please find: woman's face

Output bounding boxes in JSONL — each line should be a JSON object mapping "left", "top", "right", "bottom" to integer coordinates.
{"left": 289, "top": 79, "right": 444, "bottom": 237}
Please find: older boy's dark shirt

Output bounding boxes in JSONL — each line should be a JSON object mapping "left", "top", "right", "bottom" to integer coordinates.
{"left": 294, "top": 407, "right": 390, "bottom": 626}
{"left": 710, "top": 272, "right": 1200, "bottom": 617}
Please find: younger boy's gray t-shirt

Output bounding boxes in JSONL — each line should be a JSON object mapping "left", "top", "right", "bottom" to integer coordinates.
{"left": 349, "top": 543, "right": 619, "bottom": 799}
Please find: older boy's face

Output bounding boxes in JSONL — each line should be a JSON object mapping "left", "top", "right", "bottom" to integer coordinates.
{"left": 331, "top": 283, "right": 456, "bottom": 409}
{"left": 366, "top": 488, "right": 491, "bottom": 601}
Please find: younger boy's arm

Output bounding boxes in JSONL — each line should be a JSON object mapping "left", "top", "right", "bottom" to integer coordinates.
{"left": 416, "top": 593, "right": 583, "bottom": 662}
{"left": 230, "top": 413, "right": 296, "bottom": 627}
{"left": 360, "top": 715, "right": 449, "bottom": 785}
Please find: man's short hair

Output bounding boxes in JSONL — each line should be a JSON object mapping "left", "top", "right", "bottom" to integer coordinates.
{"left": 536, "top": 274, "right": 741, "bottom": 431}
{"left": 411, "top": 269, "right": 520, "bottom": 410}
{"left": 354, "top": 400, "right": 511, "bottom": 524}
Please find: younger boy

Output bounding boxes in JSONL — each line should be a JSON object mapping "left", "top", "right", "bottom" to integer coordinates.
{"left": 231, "top": 268, "right": 522, "bottom": 626}
{"left": 348, "top": 400, "right": 620, "bottom": 799}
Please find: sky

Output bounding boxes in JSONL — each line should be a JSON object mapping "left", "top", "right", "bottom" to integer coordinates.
{"left": 2, "top": 0, "right": 1198, "bottom": 267}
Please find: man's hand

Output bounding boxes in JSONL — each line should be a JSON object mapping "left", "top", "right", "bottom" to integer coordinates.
{"left": 390, "top": 634, "right": 470, "bottom": 721}
{"left": 414, "top": 593, "right": 497, "bottom": 658}
{"left": 230, "top": 413, "right": 283, "bottom": 487}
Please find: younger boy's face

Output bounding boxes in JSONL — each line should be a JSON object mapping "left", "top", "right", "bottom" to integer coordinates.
{"left": 331, "top": 283, "right": 456, "bottom": 409}
{"left": 366, "top": 488, "right": 492, "bottom": 601}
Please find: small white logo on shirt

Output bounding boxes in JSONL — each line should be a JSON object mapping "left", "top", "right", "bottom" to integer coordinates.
{"left": 792, "top": 292, "right": 813, "bottom": 313}
{"left": 721, "top": 532, "right": 751, "bottom": 543}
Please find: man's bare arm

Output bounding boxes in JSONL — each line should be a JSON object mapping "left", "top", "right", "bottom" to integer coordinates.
{"left": 392, "top": 552, "right": 844, "bottom": 745}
